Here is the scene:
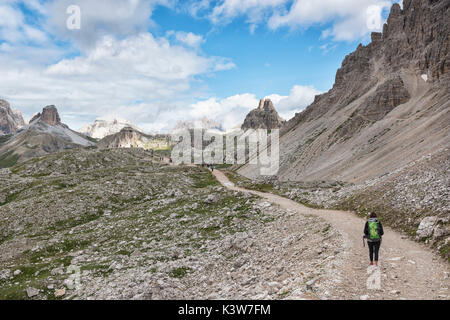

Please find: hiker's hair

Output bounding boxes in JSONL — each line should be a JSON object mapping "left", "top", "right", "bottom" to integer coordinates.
{"left": 369, "top": 212, "right": 377, "bottom": 218}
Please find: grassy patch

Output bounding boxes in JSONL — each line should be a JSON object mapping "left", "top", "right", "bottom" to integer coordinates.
{"left": 439, "top": 243, "right": 449, "bottom": 262}
{"left": 190, "top": 170, "right": 219, "bottom": 188}
{"left": 169, "top": 267, "right": 190, "bottom": 278}
{"left": 29, "top": 239, "right": 91, "bottom": 263}
{"left": 0, "top": 150, "right": 19, "bottom": 168}
{"left": 50, "top": 212, "right": 104, "bottom": 231}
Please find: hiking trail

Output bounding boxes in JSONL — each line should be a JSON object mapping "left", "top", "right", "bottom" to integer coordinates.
{"left": 212, "top": 169, "right": 450, "bottom": 300}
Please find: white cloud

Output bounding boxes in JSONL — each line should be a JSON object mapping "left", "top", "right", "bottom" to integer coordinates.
{"left": 45, "top": 0, "right": 174, "bottom": 49}
{"left": 166, "top": 30, "right": 205, "bottom": 48}
{"left": 187, "top": 85, "right": 321, "bottom": 131}
{"left": 189, "top": 94, "right": 258, "bottom": 130}
{"left": 265, "top": 85, "right": 321, "bottom": 120}
{"left": 0, "top": 2, "right": 48, "bottom": 44}
{"left": 190, "top": 0, "right": 397, "bottom": 41}
{"left": 46, "top": 33, "right": 220, "bottom": 80}
{"left": 268, "top": 0, "right": 394, "bottom": 41}
{"left": 209, "top": 0, "right": 288, "bottom": 25}
{"left": 0, "top": 31, "right": 235, "bottom": 132}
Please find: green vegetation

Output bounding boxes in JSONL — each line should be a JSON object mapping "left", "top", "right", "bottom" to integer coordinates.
{"left": 0, "top": 148, "right": 277, "bottom": 299}
{"left": 190, "top": 169, "right": 219, "bottom": 188}
{"left": 169, "top": 267, "right": 190, "bottom": 278}
{"left": 0, "top": 150, "right": 19, "bottom": 168}
{"left": 439, "top": 243, "right": 449, "bottom": 262}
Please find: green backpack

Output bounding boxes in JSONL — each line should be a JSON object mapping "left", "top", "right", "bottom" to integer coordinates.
{"left": 368, "top": 220, "right": 380, "bottom": 240}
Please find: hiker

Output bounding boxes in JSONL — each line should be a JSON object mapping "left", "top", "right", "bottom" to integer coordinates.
{"left": 364, "top": 212, "right": 384, "bottom": 266}
{"left": 210, "top": 163, "right": 215, "bottom": 172}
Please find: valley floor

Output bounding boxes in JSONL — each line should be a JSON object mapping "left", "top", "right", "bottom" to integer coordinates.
{"left": 0, "top": 148, "right": 448, "bottom": 300}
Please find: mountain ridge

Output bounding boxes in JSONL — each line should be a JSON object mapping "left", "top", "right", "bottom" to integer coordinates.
{"left": 0, "top": 104, "right": 95, "bottom": 168}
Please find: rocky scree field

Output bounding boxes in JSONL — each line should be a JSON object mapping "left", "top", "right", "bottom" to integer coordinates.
{"left": 0, "top": 148, "right": 343, "bottom": 299}
{"left": 224, "top": 148, "right": 450, "bottom": 262}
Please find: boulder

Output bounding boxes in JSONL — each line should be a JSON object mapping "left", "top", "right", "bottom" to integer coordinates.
{"left": 26, "top": 287, "right": 40, "bottom": 298}
{"left": 416, "top": 216, "right": 437, "bottom": 239}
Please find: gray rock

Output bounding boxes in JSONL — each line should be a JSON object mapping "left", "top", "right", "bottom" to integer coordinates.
{"left": 416, "top": 216, "right": 437, "bottom": 239}
{"left": 26, "top": 287, "right": 40, "bottom": 298}
{"left": 0, "top": 269, "right": 11, "bottom": 280}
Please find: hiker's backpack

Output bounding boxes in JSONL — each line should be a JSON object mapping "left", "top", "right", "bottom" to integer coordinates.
{"left": 368, "top": 220, "right": 381, "bottom": 240}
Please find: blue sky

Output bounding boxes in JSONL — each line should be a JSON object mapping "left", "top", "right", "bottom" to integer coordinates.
{"left": 0, "top": 0, "right": 399, "bottom": 132}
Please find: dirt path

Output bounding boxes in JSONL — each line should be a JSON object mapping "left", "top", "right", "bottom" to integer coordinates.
{"left": 212, "top": 169, "right": 450, "bottom": 300}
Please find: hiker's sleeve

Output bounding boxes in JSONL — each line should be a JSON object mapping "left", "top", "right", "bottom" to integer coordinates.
{"left": 379, "top": 222, "right": 384, "bottom": 236}
{"left": 364, "top": 222, "right": 368, "bottom": 236}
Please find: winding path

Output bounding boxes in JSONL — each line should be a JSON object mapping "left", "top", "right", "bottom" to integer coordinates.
{"left": 212, "top": 169, "right": 449, "bottom": 300}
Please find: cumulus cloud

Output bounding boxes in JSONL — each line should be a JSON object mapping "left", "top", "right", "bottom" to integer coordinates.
{"left": 45, "top": 0, "right": 174, "bottom": 49}
{"left": 0, "top": 0, "right": 321, "bottom": 133}
{"left": 0, "top": 1, "right": 48, "bottom": 45}
{"left": 209, "top": 0, "right": 287, "bottom": 24}
{"left": 166, "top": 30, "right": 205, "bottom": 48}
{"left": 0, "top": 31, "right": 235, "bottom": 131}
{"left": 268, "top": 0, "right": 394, "bottom": 41}
{"left": 265, "top": 85, "right": 321, "bottom": 120}
{"left": 189, "top": 0, "right": 397, "bottom": 41}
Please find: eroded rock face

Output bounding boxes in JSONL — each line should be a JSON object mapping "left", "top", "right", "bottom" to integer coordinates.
{"left": 241, "top": 99, "right": 285, "bottom": 130}
{"left": 40, "top": 106, "right": 61, "bottom": 126}
{"left": 282, "top": 0, "right": 449, "bottom": 134}
{"left": 0, "top": 99, "right": 26, "bottom": 135}
{"left": 98, "top": 126, "right": 169, "bottom": 150}
{"left": 330, "top": 75, "right": 411, "bottom": 142}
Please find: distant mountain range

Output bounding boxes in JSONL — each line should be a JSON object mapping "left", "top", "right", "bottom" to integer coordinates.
{"left": 171, "top": 117, "right": 224, "bottom": 133}
{"left": 79, "top": 118, "right": 144, "bottom": 140}
{"left": 98, "top": 126, "right": 170, "bottom": 151}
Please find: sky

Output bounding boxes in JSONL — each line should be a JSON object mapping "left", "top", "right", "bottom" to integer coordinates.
{"left": 0, "top": 0, "right": 399, "bottom": 132}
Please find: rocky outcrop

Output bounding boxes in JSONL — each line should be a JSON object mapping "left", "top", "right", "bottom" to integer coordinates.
{"left": 330, "top": 75, "right": 411, "bottom": 143}
{"left": 241, "top": 99, "right": 285, "bottom": 130}
{"left": 98, "top": 127, "right": 170, "bottom": 150}
{"left": 29, "top": 106, "right": 62, "bottom": 126}
{"left": 40, "top": 106, "right": 61, "bottom": 126}
{"left": 0, "top": 99, "right": 26, "bottom": 135}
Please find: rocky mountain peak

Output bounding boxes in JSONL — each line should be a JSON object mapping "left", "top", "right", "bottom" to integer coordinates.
{"left": 258, "top": 99, "right": 276, "bottom": 112}
{"left": 0, "top": 99, "right": 26, "bottom": 135}
{"left": 40, "top": 105, "right": 61, "bottom": 126}
{"left": 29, "top": 105, "right": 62, "bottom": 126}
{"left": 241, "top": 98, "right": 284, "bottom": 130}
